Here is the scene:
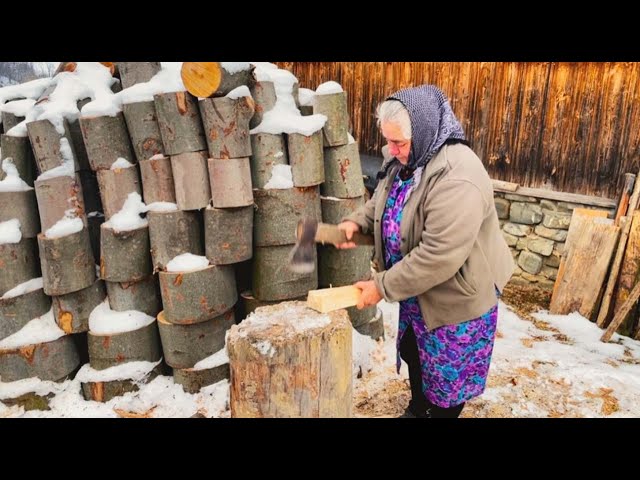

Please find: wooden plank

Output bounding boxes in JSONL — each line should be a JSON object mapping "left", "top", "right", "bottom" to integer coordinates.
{"left": 307, "top": 285, "right": 362, "bottom": 313}
{"left": 602, "top": 281, "right": 640, "bottom": 342}
{"left": 610, "top": 211, "right": 640, "bottom": 333}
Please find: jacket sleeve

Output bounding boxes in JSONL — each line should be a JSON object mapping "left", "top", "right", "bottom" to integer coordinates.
{"left": 373, "top": 179, "right": 486, "bottom": 302}
{"left": 341, "top": 186, "right": 378, "bottom": 235}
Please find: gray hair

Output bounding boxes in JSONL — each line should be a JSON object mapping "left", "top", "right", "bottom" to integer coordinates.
{"left": 376, "top": 100, "right": 411, "bottom": 139}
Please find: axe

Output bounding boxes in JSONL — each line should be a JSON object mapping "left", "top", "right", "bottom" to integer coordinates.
{"left": 288, "top": 218, "right": 374, "bottom": 274}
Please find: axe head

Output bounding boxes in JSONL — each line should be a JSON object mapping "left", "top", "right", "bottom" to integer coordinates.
{"left": 287, "top": 217, "right": 318, "bottom": 274}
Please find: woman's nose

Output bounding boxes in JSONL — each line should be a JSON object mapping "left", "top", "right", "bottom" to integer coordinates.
{"left": 388, "top": 143, "right": 399, "bottom": 155}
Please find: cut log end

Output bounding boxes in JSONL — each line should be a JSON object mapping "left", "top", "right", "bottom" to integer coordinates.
{"left": 181, "top": 62, "right": 222, "bottom": 98}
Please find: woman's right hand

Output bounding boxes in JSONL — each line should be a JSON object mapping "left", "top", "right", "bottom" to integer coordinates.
{"left": 336, "top": 221, "right": 360, "bottom": 249}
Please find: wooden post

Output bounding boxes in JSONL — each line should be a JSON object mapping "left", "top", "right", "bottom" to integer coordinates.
{"left": 53, "top": 279, "right": 106, "bottom": 334}
{"left": 147, "top": 210, "right": 203, "bottom": 271}
{"left": 154, "top": 91, "right": 206, "bottom": 156}
{"left": 249, "top": 80, "right": 277, "bottom": 128}
{"left": 204, "top": 205, "right": 253, "bottom": 265}
{"left": 171, "top": 150, "right": 211, "bottom": 210}
{"left": 139, "top": 155, "right": 176, "bottom": 204}
{"left": 80, "top": 113, "right": 135, "bottom": 171}
{"left": 199, "top": 96, "right": 254, "bottom": 159}
{"left": 249, "top": 133, "right": 288, "bottom": 189}
{"left": 287, "top": 131, "right": 325, "bottom": 187}
{"left": 0, "top": 190, "right": 40, "bottom": 238}
{"left": 321, "top": 142, "right": 366, "bottom": 199}
{"left": 181, "top": 62, "right": 256, "bottom": 98}
{"left": 105, "top": 275, "right": 162, "bottom": 318}
{"left": 100, "top": 224, "right": 152, "bottom": 283}
{"left": 313, "top": 91, "right": 349, "bottom": 147}
{"left": 1, "top": 134, "right": 35, "bottom": 186}
{"left": 122, "top": 101, "right": 165, "bottom": 162}
{"left": 116, "top": 62, "right": 161, "bottom": 89}
{"left": 0, "top": 287, "right": 51, "bottom": 341}
{"left": 208, "top": 158, "right": 253, "bottom": 208}
{"left": 0, "top": 238, "right": 40, "bottom": 297}
{"left": 252, "top": 245, "right": 318, "bottom": 301}
{"left": 34, "top": 174, "right": 86, "bottom": 233}
{"left": 87, "top": 321, "right": 162, "bottom": 370}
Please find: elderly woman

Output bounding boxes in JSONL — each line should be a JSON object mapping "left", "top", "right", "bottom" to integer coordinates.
{"left": 338, "top": 85, "right": 514, "bottom": 418}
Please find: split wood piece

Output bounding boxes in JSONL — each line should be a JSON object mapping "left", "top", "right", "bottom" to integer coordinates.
{"left": 154, "top": 91, "right": 206, "bottom": 156}
{"left": 287, "top": 131, "right": 325, "bottom": 187}
{"left": 26, "top": 118, "right": 79, "bottom": 174}
{"left": 170, "top": 150, "right": 211, "bottom": 210}
{"left": 253, "top": 186, "right": 321, "bottom": 247}
{"left": 252, "top": 245, "right": 318, "bottom": 301}
{"left": 106, "top": 275, "right": 162, "bottom": 318}
{"left": 227, "top": 301, "right": 352, "bottom": 418}
{"left": 0, "top": 190, "right": 40, "bottom": 238}
{"left": 321, "top": 195, "right": 366, "bottom": 224}
{"left": 96, "top": 165, "right": 142, "bottom": 219}
{"left": 181, "top": 62, "right": 256, "bottom": 98}
{"left": 52, "top": 278, "right": 106, "bottom": 334}
{"left": 87, "top": 321, "right": 161, "bottom": 370}
{"left": 81, "top": 364, "right": 163, "bottom": 403}
{"left": 157, "top": 308, "right": 235, "bottom": 369}
{"left": 249, "top": 80, "right": 277, "bottom": 128}
{"left": 1, "top": 111, "right": 23, "bottom": 133}
{"left": 208, "top": 157, "right": 253, "bottom": 208}
{"left": 307, "top": 285, "right": 362, "bottom": 313}
{"left": 0, "top": 287, "right": 51, "bottom": 341}
{"left": 159, "top": 264, "right": 237, "bottom": 325}
{"left": 173, "top": 363, "right": 230, "bottom": 394}
{"left": 347, "top": 305, "right": 378, "bottom": 329}
{"left": 34, "top": 174, "right": 86, "bottom": 233}
{"left": 0, "top": 238, "right": 40, "bottom": 297}
{"left": 313, "top": 91, "right": 349, "bottom": 147}
{"left": 80, "top": 112, "right": 135, "bottom": 171}
{"left": 354, "top": 308, "right": 385, "bottom": 341}
{"left": 318, "top": 245, "right": 373, "bottom": 288}
{"left": 139, "top": 155, "right": 175, "bottom": 204}
{"left": 0, "top": 134, "right": 35, "bottom": 185}
{"left": 116, "top": 62, "right": 161, "bottom": 89}
{"left": 100, "top": 224, "right": 152, "bottom": 283}
{"left": 147, "top": 209, "right": 203, "bottom": 272}
{"left": 78, "top": 169, "right": 103, "bottom": 214}
{"left": 0, "top": 334, "right": 80, "bottom": 382}
{"left": 601, "top": 280, "right": 640, "bottom": 342}
{"left": 199, "top": 95, "right": 254, "bottom": 159}
{"left": 204, "top": 205, "right": 253, "bottom": 265}
{"left": 240, "top": 290, "right": 306, "bottom": 319}
{"left": 38, "top": 228, "right": 95, "bottom": 296}
{"left": 321, "top": 142, "right": 366, "bottom": 199}
{"left": 249, "top": 133, "right": 288, "bottom": 189}
{"left": 122, "top": 100, "right": 165, "bottom": 162}
{"left": 614, "top": 173, "right": 636, "bottom": 225}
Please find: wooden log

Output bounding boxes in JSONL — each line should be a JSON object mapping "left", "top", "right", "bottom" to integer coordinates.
{"left": 199, "top": 96, "right": 254, "bottom": 159}
{"left": 321, "top": 195, "right": 366, "bottom": 224}
{"left": 122, "top": 100, "right": 165, "bottom": 162}
{"left": 318, "top": 245, "right": 372, "bottom": 288}
{"left": 1, "top": 134, "right": 35, "bottom": 185}
{"left": 208, "top": 157, "right": 253, "bottom": 208}
{"left": 307, "top": 285, "right": 362, "bottom": 313}
{"left": 78, "top": 169, "right": 103, "bottom": 214}
{"left": 154, "top": 91, "right": 206, "bottom": 156}
{"left": 106, "top": 275, "right": 162, "bottom": 318}
{"left": 80, "top": 112, "right": 135, "bottom": 171}
{"left": 347, "top": 305, "right": 378, "bottom": 329}
{"left": 159, "top": 265, "right": 237, "bottom": 324}
{"left": 53, "top": 278, "right": 106, "bottom": 334}
{"left": 252, "top": 245, "right": 318, "bottom": 301}
{"left": 87, "top": 321, "right": 161, "bottom": 370}
{"left": 602, "top": 280, "right": 640, "bottom": 342}
{"left": 139, "top": 156, "right": 175, "bottom": 204}
{"left": 147, "top": 210, "right": 203, "bottom": 271}
{"left": 249, "top": 80, "right": 277, "bottom": 128}
{"left": 173, "top": 363, "right": 230, "bottom": 394}
{"left": 204, "top": 205, "right": 253, "bottom": 265}
{"left": 34, "top": 174, "right": 86, "bottom": 232}
{"left": 0, "top": 238, "right": 40, "bottom": 297}
{"left": 610, "top": 211, "right": 640, "bottom": 334}
{"left": 228, "top": 301, "right": 352, "bottom": 418}
{"left": 321, "top": 142, "right": 366, "bottom": 199}
{"left": 0, "top": 287, "right": 51, "bottom": 341}
{"left": 239, "top": 290, "right": 306, "bottom": 319}
{"left": 287, "top": 131, "right": 325, "bottom": 187}
{"left": 249, "top": 133, "right": 288, "bottom": 189}
{"left": 181, "top": 62, "right": 256, "bottom": 98}
{"left": 1, "top": 111, "right": 24, "bottom": 133}
{"left": 355, "top": 308, "right": 384, "bottom": 341}
{"left": 38, "top": 228, "right": 95, "bottom": 296}
{"left": 313, "top": 91, "right": 349, "bottom": 147}
{"left": 0, "top": 190, "right": 40, "bottom": 238}
{"left": 116, "top": 62, "right": 161, "bottom": 89}
{"left": 26, "top": 119, "right": 79, "bottom": 174}
{"left": 81, "top": 364, "right": 163, "bottom": 403}
{"left": 96, "top": 165, "right": 142, "bottom": 219}
{"left": 100, "top": 224, "right": 152, "bottom": 283}
{"left": 157, "top": 308, "right": 235, "bottom": 368}
{"left": 0, "top": 334, "right": 80, "bottom": 382}
{"left": 614, "top": 173, "right": 635, "bottom": 226}
{"left": 171, "top": 150, "right": 211, "bottom": 210}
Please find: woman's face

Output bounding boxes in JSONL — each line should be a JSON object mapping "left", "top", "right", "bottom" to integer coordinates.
{"left": 381, "top": 122, "right": 411, "bottom": 165}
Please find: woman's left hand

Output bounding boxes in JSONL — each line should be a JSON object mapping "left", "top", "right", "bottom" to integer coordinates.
{"left": 354, "top": 280, "right": 383, "bottom": 309}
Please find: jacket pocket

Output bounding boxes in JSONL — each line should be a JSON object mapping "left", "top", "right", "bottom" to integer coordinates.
{"left": 454, "top": 264, "right": 477, "bottom": 296}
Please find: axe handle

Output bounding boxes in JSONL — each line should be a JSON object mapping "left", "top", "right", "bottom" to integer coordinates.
{"left": 315, "top": 223, "right": 374, "bottom": 246}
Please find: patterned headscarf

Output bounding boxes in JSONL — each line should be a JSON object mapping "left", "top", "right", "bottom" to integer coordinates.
{"left": 388, "top": 85, "right": 465, "bottom": 169}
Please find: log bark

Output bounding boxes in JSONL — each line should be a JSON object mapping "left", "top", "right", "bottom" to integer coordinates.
{"left": 171, "top": 150, "right": 211, "bottom": 210}
{"left": 0, "top": 190, "right": 40, "bottom": 238}
{"left": 354, "top": 308, "right": 384, "bottom": 341}
{"left": 228, "top": 301, "right": 352, "bottom": 418}
{"left": 96, "top": 165, "right": 142, "bottom": 219}
{"left": 27, "top": 119, "right": 78, "bottom": 174}
{"left": 347, "top": 305, "right": 378, "bottom": 329}
{"left": 122, "top": 100, "right": 165, "bottom": 162}
{"left": 1, "top": 134, "right": 35, "bottom": 185}
{"left": 253, "top": 186, "right": 322, "bottom": 247}
{"left": 154, "top": 91, "right": 206, "bottom": 155}
{"left": 249, "top": 133, "right": 288, "bottom": 189}
{"left": 157, "top": 308, "right": 235, "bottom": 368}
{"left": 148, "top": 210, "right": 203, "bottom": 271}
{"left": 53, "top": 278, "right": 106, "bottom": 334}
{"left": 38, "top": 228, "right": 95, "bottom": 296}
{"left": 208, "top": 157, "right": 253, "bottom": 208}
{"left": 287, "top": 131, "right": 325, "bottom": 187}
{"left": 318, "top": 245, "right": 373, "bottom": 288}
{"left": 313, "top": 91, "right": 349, "bottom": 147}
{"left": 34, "top": 174, "right": 86, "bottom": 232}
{"left": 321, "top": 142, "right": 366, "bottom": 199}
{"left": 79, "top": 112, "right": 135, "bottom": 171}
{"left": 116, "top": 62, "right": 161, "bottom": 89}
{"left": 78, "top": 169, "right": 103, "bottom": 214}
{"left": 199, "top": 96, "right": 254, "bottom": 159}
{"left": 239, "top": 290, "right": 306, "bottom": 319}
{"left": 0, "top": 334, "right": 80, "bottom": 382}
{"left": 249, "top": 80, "right": 277, "bottom": 128}
{"left": 87, "top": 321, "right": 162, "bottom": 370}
{"left": 106, "top": 275, "right": 161, "bottom": 318}
{"left": 100, "top": 224, "right": 152, "bottom": 283}
{"left": 159, "top": 265, "right": 237, "bottom": 325}
{"left": 173, "top": 363, "right": 230, "bottom": 394}
{"left": 204, "top": 205, "right": 253, "bottom": 265}
{"left": 252, "top": 245, "right": 318, "bottom": 301}
{"left": 0, "top": 287, "right": 51, "bottom": 341}
{"left": 139, "top": 156, "right": 175, "bottom": 204}
{"left": 1, "top": 111, "right": 23, "bottom": 133}
{"left": 0, "top": 238, "right": 40, "bottom": 297}
{"left": 81, "top": 364, "right": 163, "bottom": 403}
{"left": 321, "top": 195, "right": 366, "bottom": 224}
{"left": 181, "top": 62, "right": 256, "bottom": 98}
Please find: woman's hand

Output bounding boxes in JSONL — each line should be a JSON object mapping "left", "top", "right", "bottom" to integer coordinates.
{"left": 336, "top": 221, "right": 360, "bottom": 249}
{"left": 354, "top": 280, "right": 383, "bottom": 309}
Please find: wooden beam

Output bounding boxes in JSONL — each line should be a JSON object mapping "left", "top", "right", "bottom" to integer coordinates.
{"left": 491, "top": 180, "right": 617, "bottom": 209}
{"left": 307, "top": 285, "right": 361, "bottom": 313}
